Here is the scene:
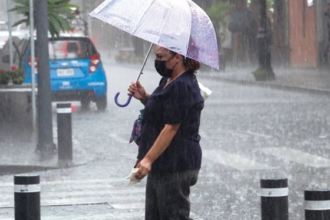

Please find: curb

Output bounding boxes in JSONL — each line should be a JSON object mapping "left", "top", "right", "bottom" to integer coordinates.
{"left": 0, "top": 146, "right": 91, "bottom": 177}
{"left": 200, "top": 74, "right": 330, "bottom": 97}
{"left": 0, "top": 161, "right": 89, "bottom": 177}
{"left": 0, "top": 165, "right": 58, "bottom": 176}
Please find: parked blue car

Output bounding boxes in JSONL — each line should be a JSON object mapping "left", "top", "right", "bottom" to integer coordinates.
{"left": 23, "top": 36, "right": 108, "bottom": 110}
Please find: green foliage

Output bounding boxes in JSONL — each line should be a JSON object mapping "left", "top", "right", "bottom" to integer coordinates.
{"left": 9, "top": 68, "right": 24, "bottom": 84}
{"left": 206, "top": 2, "right": 233, "bottom": 29}
{"left": 267, "top": 0, "right": 274, "bottom": 9}
{"left": 252, "top": 68, "right": 275, "bottom": 81}
{"left": 249, "top": 0, "right": 274, "bottom": 10}
{"left": 0, "top": 67, "right": 24, "bottom": 85}
{"left": 0, "top": 69, "right": 11, "bottom": 84}
{"left": 9, "top": 0, "right": 78, "bottom": 38}
{"left": 0, "top": 67, "right": 24, "bottom": 84}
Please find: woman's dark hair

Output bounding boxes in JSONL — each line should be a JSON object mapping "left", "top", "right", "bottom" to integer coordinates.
{"left": 183, "top": 57, "right": 200, "bottom": 73}
{"left": 168, "top": 50, "right": 200, "bottom": 73}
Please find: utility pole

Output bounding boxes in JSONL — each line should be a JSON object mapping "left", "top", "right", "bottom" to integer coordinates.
{"left": 36, "top": 0, "right": 56, "bottom": 158}
{"left": 6, "top": 0, "right": 13, "bottom": 69}
{"left": 29, "top": 0, "right": 37, "bottom": 143}
{"left": 253, "top": 0, "right": 275, "bottom": 80}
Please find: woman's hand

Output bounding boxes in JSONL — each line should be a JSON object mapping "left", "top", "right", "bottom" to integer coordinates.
{"left": 134, "top": 124, "right": 181, "bottom": 179}
{"left": 128, "top": 81, "right": 146, "bottom": 101}
{"left": 135, "top": 158, "right": 152, "bottom": 179}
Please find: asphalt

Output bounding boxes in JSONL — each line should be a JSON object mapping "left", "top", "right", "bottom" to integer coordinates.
{"left": 0, "top": 63, "right": 330, "bottom": 175}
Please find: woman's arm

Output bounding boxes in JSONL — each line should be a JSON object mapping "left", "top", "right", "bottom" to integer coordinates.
{"left": 135, "top": 123, "right": 181, "bottom": 179}
{"left": 140, "top": 93, "right": 150, "bottom": 105}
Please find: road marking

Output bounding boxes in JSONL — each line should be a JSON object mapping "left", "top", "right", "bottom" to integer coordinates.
{"left": 0, "top": 178, "right": 128, "bottom": 187}
{"left": 0, "top": 212, "right": 145, "bottom": 220}
{"left": 0, "top": 179, "right": 204, "bottom": 219}
{"left": 260, "top": 147, "right": 330, "bottom": 168}
{"left": 0, "top": 212, "right": 203, "bottom": 220}
{"left": 0, "top": 194, "right": 145, "bottom": 207}
{"left": 111, "top": 203, "right": 144, "bottom": 209}
{"left": 0, "top": 187, "right": 145, "bottom": 207}
{"left": 1, "top": 186, "right": 145, "bottom": 198}
{"left": 245, "top": 131, "right": 272, "bottom": 139}
{"left": 203, "top": 149, "right": 277, "bottom": 171}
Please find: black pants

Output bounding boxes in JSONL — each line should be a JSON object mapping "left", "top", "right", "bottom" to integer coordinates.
{"left": 145, "top": 169, "right": 199, "bottom": 220}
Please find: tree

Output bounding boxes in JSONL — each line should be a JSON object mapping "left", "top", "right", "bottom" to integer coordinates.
{"left": 8, "top": 0, "right": 78, "bottom": 70}
{"left": 9, "top": 0, "right": 78, "bottom": 158}
{"left": 206, "top": 2, "right": 233, "bottom": 32}
{"left": 252, "top": 0, "right": 275, "bottom": 81}
{"left": 206, "top": 2, "right": 234, "bottom": 71}
{"left": 10, "top": 0, "right": 78, "bottom": 38}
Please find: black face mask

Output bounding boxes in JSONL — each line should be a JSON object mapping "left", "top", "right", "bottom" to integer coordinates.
{"left": 154, "top": 56, "right": 175, "bottom": 78}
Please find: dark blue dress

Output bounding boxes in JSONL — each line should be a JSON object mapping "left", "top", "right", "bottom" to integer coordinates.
{"left": 138, "top": 71, "right": 204, "bottom": 172}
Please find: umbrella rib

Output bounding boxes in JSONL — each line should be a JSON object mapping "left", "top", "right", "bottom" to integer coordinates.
{"left": 131, "top": 0, "right": 157, "bottom": 35}
{"left": 131, "top": 0, "right": 172, "bottom": 46}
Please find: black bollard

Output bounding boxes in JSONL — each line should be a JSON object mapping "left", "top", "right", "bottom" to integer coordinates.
{"left": 14, "top": 174, "right": 40, "bottom": 220}
{"left": 57, "top": 103, "right": 72, "bottom": 163}
{"left": 260, "top": 178, "right": 288, "bottom": 220}
{"left": 305, "top": 188, "right": 330, "bottom": 220}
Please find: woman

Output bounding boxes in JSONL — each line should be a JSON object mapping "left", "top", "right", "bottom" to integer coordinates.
{"left": 128, "top": 45, "right": 204, "bottom": 219}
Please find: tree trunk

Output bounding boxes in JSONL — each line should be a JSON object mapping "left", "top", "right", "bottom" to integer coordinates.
{"left": 36, "top": 0, "right": 56, "bottom": 158}
{"left": 253, "top": 0, "right": 275, "bottom": 81}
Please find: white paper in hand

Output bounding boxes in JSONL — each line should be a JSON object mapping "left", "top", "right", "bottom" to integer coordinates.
{"left": 125, "top": 168, "right": 141, "bottom": 185}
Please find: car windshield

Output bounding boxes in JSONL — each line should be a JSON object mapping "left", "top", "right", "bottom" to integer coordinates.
{"left": 47, "top": 39, "right": 93, "bottom": 60}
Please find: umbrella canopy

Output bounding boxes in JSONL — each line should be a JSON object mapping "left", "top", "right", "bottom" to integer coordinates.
{"left": 90, "top": 0, "right": 219, "bottom": 69}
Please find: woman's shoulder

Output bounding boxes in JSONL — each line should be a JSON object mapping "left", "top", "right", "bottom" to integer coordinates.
{"left": 179, "top": 71, "right": 198, "bottom": 85}
{"left": 177, "top": 71, "right": 196, "bottom": 81}
{"left": 172, "top": 72, "right": 200, "bottom": 94}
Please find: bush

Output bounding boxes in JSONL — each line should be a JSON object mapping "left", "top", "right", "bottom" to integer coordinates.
{"left": 0, "top": 69, "right": 10, "bottom": 84}
{"left": 9, "top": 66, "right": 24, "bottom": 84}
{"left": 0, "top": 66, "right": 24, "bottom": 85}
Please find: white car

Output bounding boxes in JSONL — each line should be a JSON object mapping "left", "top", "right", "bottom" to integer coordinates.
{"left": 0, "top": 21, "right": 29, "bottom": 49}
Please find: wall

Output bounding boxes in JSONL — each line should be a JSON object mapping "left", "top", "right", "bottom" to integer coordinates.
{"left": 288, "top": 0, "right": 317, "bottom": 68}
{"left": 0, "top": 86, "right": 32, "bottom": 126}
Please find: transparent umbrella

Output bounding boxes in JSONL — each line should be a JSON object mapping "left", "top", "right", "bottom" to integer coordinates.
{"left": 90, "top": 0, "right": 219, "bottom": 107}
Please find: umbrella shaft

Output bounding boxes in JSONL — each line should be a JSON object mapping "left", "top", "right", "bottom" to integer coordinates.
{"left": 136, "top": 43, "right": 153, "bottom": 82}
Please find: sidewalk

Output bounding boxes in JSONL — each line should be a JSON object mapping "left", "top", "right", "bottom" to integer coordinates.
{"left": 0, "top": 110, "right": 92, "bottom": 175}
{"left": 200, "top": 65, "right": 330, "bottom": 95}
{"left": 1, "top": 64, "right": 330, "bottom": 175}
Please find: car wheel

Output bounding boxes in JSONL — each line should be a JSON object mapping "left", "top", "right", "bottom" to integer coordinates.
{"left": 80, "top": 98, "right": 90, "bottom": 110}
{"left": 96, "top": 95, "right": 107, "bottom": 111}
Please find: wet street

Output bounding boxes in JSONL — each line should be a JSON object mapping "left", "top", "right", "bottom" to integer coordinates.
{"left": 1, "top": 61, "right": 330, "bottom": 220}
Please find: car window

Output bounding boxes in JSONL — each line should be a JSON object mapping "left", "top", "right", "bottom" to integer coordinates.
{"left": 47, "top": 39, "right": 92, "bottom": 60}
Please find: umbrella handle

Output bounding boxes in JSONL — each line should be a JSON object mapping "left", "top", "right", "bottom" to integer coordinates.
{"left": 114, "top": 43, "right": 153, "bottom": 108}
{"left": 114, "top": 92, "right": 133, "bottom": 107}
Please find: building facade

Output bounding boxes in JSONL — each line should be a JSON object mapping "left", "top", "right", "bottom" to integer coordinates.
{"left": 285, "top": 0, "right": 329, "bottom": 68}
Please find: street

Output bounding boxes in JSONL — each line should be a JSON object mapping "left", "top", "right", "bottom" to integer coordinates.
{"left": 1, "top": 61, "right": 330, "bottom": 220}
